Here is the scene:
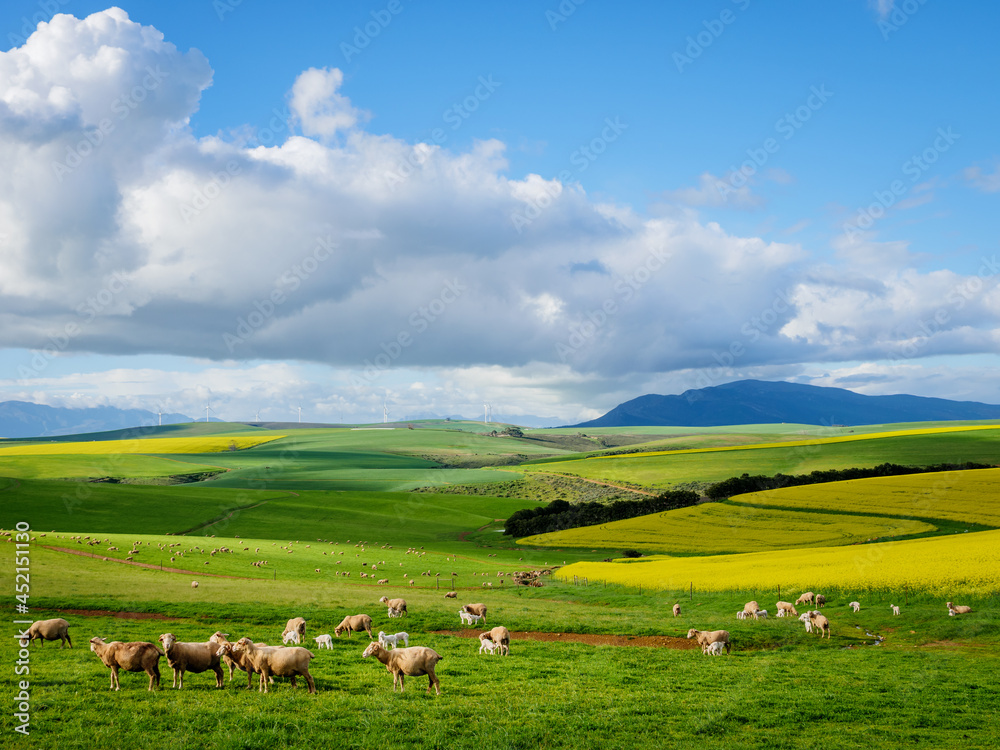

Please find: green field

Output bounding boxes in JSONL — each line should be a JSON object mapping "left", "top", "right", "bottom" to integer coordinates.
{"left": 2, "top": 420, "right": 998, "bottom": 748}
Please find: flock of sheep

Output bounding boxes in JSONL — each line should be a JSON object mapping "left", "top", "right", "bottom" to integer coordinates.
{"left": 20, "top": 598, "right": 513, "bottom": 696}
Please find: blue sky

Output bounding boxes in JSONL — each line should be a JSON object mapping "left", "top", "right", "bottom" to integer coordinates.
{"left": 0, "top": 1, "right": 998, "bottom": 424}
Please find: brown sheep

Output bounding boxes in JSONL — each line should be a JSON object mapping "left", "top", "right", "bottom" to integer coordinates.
{"left": 672, "top": 603, "right": 681, "bottom": 617}
{"left": 946, "top": 601, "right": 972, "bottom": 615}
{"left": 686, "top": 629, "right": 731, "bottom": 654}
{"left": 479, "top": 626, "right": 511, "bottom": 656}
{"left": 795, "top": 592, "right": 815, "bottom": 607}
{"left": 379, "top": 596, "right": 408, "bottom": 616}
{"left": 444, "top": 591, "right": 458, "bottom": 599}
{"left": 157, "top": 633, "right": 224, "bottom": 689}
{"left": 776, "top": 601, "right": 799, "bottom": 617}
{"left": 461, "top": 603, "right": 488, "bottom": 623}
{"left": 89, "top": 637, "right": 162, "bottom": 691}
{"left": 230, "top": 638, "right": 316, "bottom": 693}
{"left": 815, "top": 594, "right": 827, "bottom": 607}
{"left": 23, "top": 618, "right": 72, "bottom": 648}
{"left": 334, "top": 614, "right": 374, "bottom": 639}
{"left": 362, "top": 642, "right": 443, "bottom": 695}
{"left": 807, "top": 611, "right": 831, "bottom": 638}
{"left": 282, "top": 617, "right": 306, "bottom": 640}
{"left": 742, "top": 601, "right": 760, "bottom": 615}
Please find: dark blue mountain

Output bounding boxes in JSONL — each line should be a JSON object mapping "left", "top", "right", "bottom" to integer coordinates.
{"left": 574, "top": 380, "right": 1000, "bottom": 428}
{"left": 0, "top": 401, "right": 193, "bottom": 438}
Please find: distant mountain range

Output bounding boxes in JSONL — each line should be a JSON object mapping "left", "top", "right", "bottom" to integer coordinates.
{"left": 0, "top": 401, "right": 193, "bottom": 438}
{"left": 573, "top": 380, "right": 1000, "bottom": 428}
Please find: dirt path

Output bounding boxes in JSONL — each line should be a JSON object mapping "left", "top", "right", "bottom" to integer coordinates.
{"left": 43, "top": 546, "right": 254, "bottom": 579}
{"left": 57, "top": 608, "right": 179, "bottom": 620}
{"left": 433, "top": 629, "right": 697, "bottom": 649}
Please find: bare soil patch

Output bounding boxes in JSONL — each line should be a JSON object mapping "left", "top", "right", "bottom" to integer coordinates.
{"left": 57, "top": 608, "right": 178, "bottom": 621}
{"left": 433, "top": 629, "right": 697, "bottom": 649}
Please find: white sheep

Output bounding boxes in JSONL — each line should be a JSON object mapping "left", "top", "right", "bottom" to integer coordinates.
{"left": 736, "top": 611, "right": 749, "bottom": 620}
{"left": 379, "top": 596, "right": 408, "bottom": 616}
{"left": 157, "top": 633, "right": 224, "bottom": 689}
{"left": 686, "top": 629, "right": 730, "bottom": 655}
{"left": 282, "top": 617, "right": 307, "bottom": 641}
{"left": 377, "top": 631, "right": 409, "bottom": 649}
{"left": 282, "top": 630, "right": 301, "bottom": 645}
{"left": 849, "top": 601, "right": 861, "bottom": 613}
{"left": 478, "top": 635, "right": 500, "bottom": 655}
{"left": 799, "top": 612, "right": 814, "bottom": 633}
{"left": 460, "top": 603, "right": 488, "bottom": 623}
{"left": 313, "top": 634, "right": 333, "bottom": 649}
{"left": 890, "top": 604, "right": 900, "bottom": 616}
{"left": 387, "top": 607, "right": 404, "bottom": 618}
{"left": 362, "top": 642, "right": 443, "bottom": 694}
{"left": 755, "top": 609, "right": 768, "bottom": 620}
{"left": 706, "top": 641, "right": 726, "bottom": 656}
{"left": 459, "top": 610, "right": 484, "bottom": 626}
{"left": 89, "top": 637, "right": 162, "bottom": 691}
{"left": 478, "top": 626, "right": 511, "bottom": 656}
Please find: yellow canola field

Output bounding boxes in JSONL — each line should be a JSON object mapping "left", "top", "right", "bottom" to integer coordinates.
{"left": 733, "top": 467, "right": 1000, "bottom": 527}
{"left": 589, "top": 424, "right": 1000, "bottom": 461}
{"left": 520, "top": 503, "right": 935, "bottom": 554}
{"left": 556, "top": 529, "right": 1000, "bottom": 594}
{"left": 0, "top": 435, "right": 285, "bottom": 456}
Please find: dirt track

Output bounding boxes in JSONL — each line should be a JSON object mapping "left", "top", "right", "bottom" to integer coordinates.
{"left": 433, "top": 629, "right": 697, "bottom": 649}
{"left": 44, "top": 546, "right": 253, "bottom": 579}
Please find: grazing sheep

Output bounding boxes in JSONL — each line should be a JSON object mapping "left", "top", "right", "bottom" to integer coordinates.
{"left": 282, "top": 630, "right": 301, "bottom": 645}
{"left": 282, "top": 617, "right": 307, "bottom": 642}
{"left": 815, "top": 594, "right": 827, "bottom": 607}
{"left": 191, "top": 581, "right": 199, "bottom": 588}
{"left": 379, "top": 596, "right": 408, "bottom": 616}
{"left": 686, "top": 629, "right": 731, "bottom": 655}
{"left": 444, "top": 591, "right": 457, "bottom": 599}
{"left": 807, "top": 611, "right": 831, "bottom": 638}
{"left": 672, "top": 603, "right": 681, "bottom": 617}
{"left": 706, "top": 641, "right": 726, "bottom": 656}
{"left": 459, "top": 610, "right": 484, "bottom": 627}
{"left": 798, "top": 612, "right": 814, "bottom": 633}
{"left": 742, "top": 601, "right": 760, "bottom": 616}
{"left": 89, "top": 637, "right": 162, "bottom": 691}
{"left": 754, "top": 609, "right": 768, "bottom": 620}
{"left": 890, "top": 604, "right": 900, "bottom": 616}
{"left": 795, "top": 592, "right": 815, "bottom": 607}
{"left": 478, "top": 626, "right": 511, "bottom": 656}
{"left": 849, "top": 601, "right": 861, "bottom": 613}
{"left": 314, "top": 634, "right": 333, "bottom": 649}
{"left": 334, "top": 614, "right": 374, "bottom": 639}
{"left": 23, "top": 618, "right": 72, "bottom": 648}
{"left": 776, "top": 601, "right": 799, "bottom": 617}
{"left": 378, "top": 631, "right": 409, "bottom": 649}
{"left": 362, "top": 642, "right": 443, "bottom": 695}
{"left": 230, "top": 638, "right": 316, "bottom": 694}
{"left": 460, "top": 603, "right": 488, "bottom": 623}
{"left": 157, "top": 633, "right": 224, "bottom": 689}
{"left": 946, "top": 601, "right": 972, "bottom": 615}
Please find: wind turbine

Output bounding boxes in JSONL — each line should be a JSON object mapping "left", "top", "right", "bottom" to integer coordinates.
{"left": 254, "top": 408, "right": 262, "bottom": 423}
{"left": 204, "top": 404, "right": 215, "bottom": 423}
{"left": 297, "top": 405, "right": 302, "bottom": 424}
{"left": 156, "top": 408, "right": 163, "bottom": 426}
{"left": 484, "top": 402, "right": 491, "bottom": 425}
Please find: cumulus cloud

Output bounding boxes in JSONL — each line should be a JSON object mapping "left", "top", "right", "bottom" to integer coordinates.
{"left": 289, "top": 67, "right": 366, "bottom": 139}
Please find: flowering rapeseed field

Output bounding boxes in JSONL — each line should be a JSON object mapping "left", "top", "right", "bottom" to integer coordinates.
{"left": 0, "top": 435, "right": 284, "bottom": 455}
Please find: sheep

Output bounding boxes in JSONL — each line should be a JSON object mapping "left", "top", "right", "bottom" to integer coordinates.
{"left": 807, "top": 611, "right": 831, "bottom": 638}
{"left": 208, "top": 632, "right": 275, "bottom": 686}
{"left": 461, "top": 603, "right": 488, "bottom": 623}
{"left": 314, "top": 634, "right": 333, "bottom": 649}
{"left": 282, "top": 617, "right": 307, "bottom": 642}
{"left": 849, "top": 601, "right": 861, "bottom": 613}
{"left": 378, "top": 631, "right": 410, "bottom": 649}
{"left": 479, "top": 635, "right": 500, "bottom": 655}
{"left": 334, "top": 614, "right": 374, "bottom": 639}
{"left": 157, "top": 633, "right": 224, "bottom": 689}
{"left": 89, "top": 637, "right": 162, "bottom": 691}
{"left": 776, "top": 601, "right": 799, "bottom": 617}
{"left": 736, "top": 611, "right": 749, "bottom": 620}
{"left": 686, "top": 629, "right": 730, "bottom": 655}
{"left": 946, "top": 601, "right": 972, "bottom": 615}
{"left": 459, "top": 610, "right": 484, "bottom": 627}
{"left": 379, "top": 596, "right": 408, "bottom": 616}
{"left": 191, "top": 581, "right": 199, "bottom": 588}
{"left": 282, "top": 630, "right": 301, "bottom": 645}
{"left": 815, "top": 594, "right": 827, "bottom": 608}
{"left": 799, "top": 612, "right": 814, "bottom": 633}
{"left": 444, "top": 591, "right": 457, "bottom": 599}
{"left": 361, "top": 642, "right": 443, "bottom": 695}
{"left": 230, "top": 638, "right": 316, "bottom": 694}
{"left": 742, "top": 601, "right": 760, "bottom": 616}
{"left": 387, "top": 607, "right": 404, "bottom": 618}
{"left": 478, "top": 626, "right": 511, "bottom": 656}
{"left": 706, "top": 641, "right": 726, "bottom": 656}
{"left": 22, "top": 618, "right": 72, "bottom": 648}
{"left": 890, "top": 604, "right": 900, "bottom": 616}
{"left": 754, "top": 609, "right": 768, "bottom": 620}
{"left": 672, "top": 603, "right": 681, "bottom": 617}
{"left": 795, "top": 592, "right": 815, "bottom": 606}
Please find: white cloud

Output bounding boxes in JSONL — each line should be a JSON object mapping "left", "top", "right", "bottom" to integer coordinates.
{"left": 289, "top": 67, "right": 366, "bottom": 139}
{"left": 962, "top": 162, "right": 1000, "bottom": 193}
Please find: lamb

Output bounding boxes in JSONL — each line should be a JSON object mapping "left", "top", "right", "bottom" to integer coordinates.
{"left": 479, "top": 635, "right": 500, "bottom": 655}
{"left": 282, "top": 630, "right": 301, "bottom": 645}
{"left": 815, "top": 594, "right": 827, "bottom": 607}
{"left": 22, "top": 618, "right": 72, "bottom": 648}
{"left": 378, "top": 631, "right": 409, "bottom": 649}
{"left": 754, "top": 609, "right": 768, "bottom": 620}
{"left": 157, "top": 633, "right": 224, "bottom": 689}
{"left": 387, "top": 607, "right": 404, "bottom": 618}
{"left": 795, "top": 592, "right": 815, "bottom": 606}
{"left": 890, "top": 604, "right": 900, "bottom": 616}
{"left": 230, "top": 638, "right": 316, "bottom": 693}
{"left": 776, "top": 601, "right": 799, "bottom": 617}
{"left": 807, "top": 611, "right": 831, "bottom": 638}
{"left": 849, "top": 601, "right": 861, "bottom": 613}
{"left": 379, "top": 596, "right": 408, "bottom": 616}
{"left": 334, "top": 614, "right": 374, "bottom": 639}
{"left": 706, "top": 641, "right": 726, "bottom": 656}
{"left": 798, "top": 612, "right": 814, "bottom": 633}
{"left": 736, "top": 611, "right": 749, "bottom": 620}
{"left": 459, "top": 610, "right": 484, "bottom": 627}
{"left": 478, "top": 626, "right": 511, "bottom": 656}
{"left": 672, "top": 603, "right": 681, "bottom": 617}
{"left": 89, "top": 637, "right": 162, "bottom": 691}
{"left": 946, "top": 601, "right": 972, "bottom": 615}
{"left": 460, "top": 603, "right": 488, "bottom": 623}
{"left": 314, "top": 634, "right": 333, "bottom": 649}
{"left": 362, "top": 642, "right": 443, "bottom": 695}
{"left": 282, "top": 617, "right": 307, "bottom": 642}
{"left": 686, "top": 629, "right": 731, "bottom": 655}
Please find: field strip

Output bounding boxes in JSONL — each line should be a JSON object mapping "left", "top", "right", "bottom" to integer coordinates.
{"left": 432, "top": 630, "right": 698, "bottom": 649}
{"left": 0, "top": 434, "right": 287, "bottom": 456}
{"left": 530, "top": 471, "right": 657, "bottom": 495}
{"left": 724, "top": 500, "right": 998, "bottom": 529}
{"left": 43, "top": 546, "right": 258, "bottom": 579}
{"left": 581, "top": 424, "right": 1000, "bottom": 461}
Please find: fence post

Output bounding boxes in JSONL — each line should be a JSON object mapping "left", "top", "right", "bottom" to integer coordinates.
{"left": 690, "top": 582, "right": 693, "bottom": 600}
